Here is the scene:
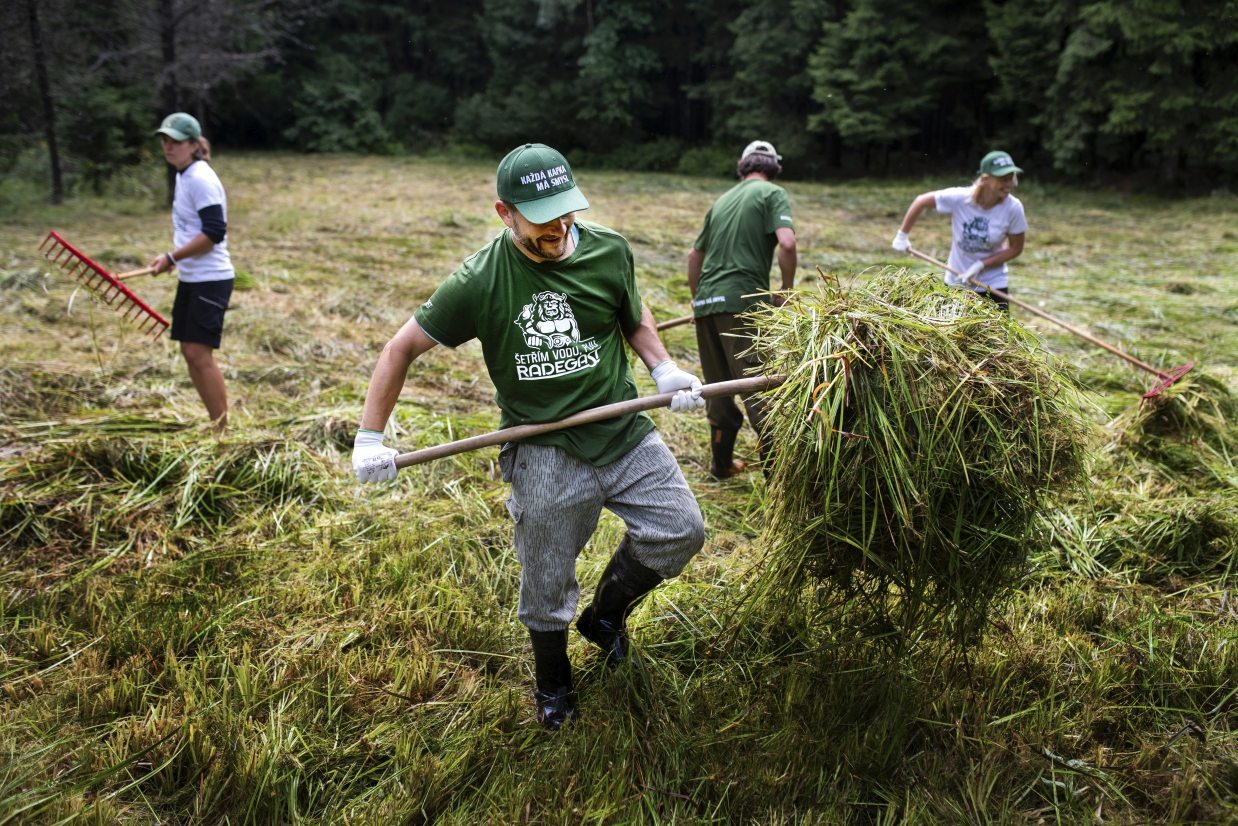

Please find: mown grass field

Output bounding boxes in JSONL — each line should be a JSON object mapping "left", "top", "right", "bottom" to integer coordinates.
{"left": 1, "top": 153, "right": 1237, "bottom": 824}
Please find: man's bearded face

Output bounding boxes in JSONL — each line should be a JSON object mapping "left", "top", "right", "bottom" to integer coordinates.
{"left": 511, "top": 211, "right": 576, "bottom": 261}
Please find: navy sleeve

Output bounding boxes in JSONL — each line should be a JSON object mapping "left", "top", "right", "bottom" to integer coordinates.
{"left": 198, "top": 204, "right": 226, "bottom": 244}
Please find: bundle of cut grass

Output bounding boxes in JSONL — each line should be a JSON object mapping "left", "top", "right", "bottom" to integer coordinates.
{"left": 0, "top": 435, "right": 330, "bottom": 576}
{"left": 1109, "top": 373, "right": 1238, "bottom": 477}
{"left": 746, "top": 272, "right": 1088, "bottom": 645}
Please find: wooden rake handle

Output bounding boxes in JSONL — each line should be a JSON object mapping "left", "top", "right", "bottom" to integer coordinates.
{"left": 393, "top": 374, "right": 786, "bottom": 468}
{"left": 656, "top": 313, "right": 694, "bottom": 331}
{"left": 116, "top": 266, "right": 159, "bottom": 280}
{"left": 906, "top": 246, "right": 1173, "bottom": 380}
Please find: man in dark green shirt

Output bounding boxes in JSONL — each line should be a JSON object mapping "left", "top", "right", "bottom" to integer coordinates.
{"left": 352, "top": 144, "right": 707, "bottom": 730}
{"left": 688, "top": 140, "right": 797, "bottom": 478}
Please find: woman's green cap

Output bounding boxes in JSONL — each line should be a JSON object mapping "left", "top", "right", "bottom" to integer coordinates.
{"left": 978, "top": 150, "right": 1022, "bottom": 177}
{"left": 154, "top": 113, "right": 201, "bottom": 141}
{"left": 496, "top": 143, "right": 589, "bottom": 224}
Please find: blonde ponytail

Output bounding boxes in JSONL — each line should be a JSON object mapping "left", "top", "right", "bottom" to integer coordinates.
{"left": 969, "top": 175, "right": 985, "bottom": 203}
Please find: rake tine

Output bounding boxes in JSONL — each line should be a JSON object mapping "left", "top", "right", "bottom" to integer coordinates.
{"left": 37, "top": 231, "right": 171, "bottom": 339}
{"left": 1142, "top": 361, "right": 1194, "bottom": 400}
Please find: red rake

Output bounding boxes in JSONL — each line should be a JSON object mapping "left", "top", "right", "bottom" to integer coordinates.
{"left": 39, "top": 231, "right": 170, "bottom": 339}
{"left": 907, "top": 247, "right": 1193, "bottom": 400}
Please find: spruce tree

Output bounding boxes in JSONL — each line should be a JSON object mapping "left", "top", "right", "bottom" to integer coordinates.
{"left": 1037, "top": 0, "right": 1238, "bottom": 182}
{"left": 807, "top": 0, "right": 992, "bottom": 170}
{"left": 709, "top": 0, "right": 834, "bottom": 163}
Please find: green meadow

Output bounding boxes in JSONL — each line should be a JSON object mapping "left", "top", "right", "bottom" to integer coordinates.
{"left": 1, "top": 154, "right": 1236, "bottom": 823}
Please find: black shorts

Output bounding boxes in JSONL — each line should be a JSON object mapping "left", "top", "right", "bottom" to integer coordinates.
{"left": 974, "top": 285, "right": 1010, "bottom": 312}
{"left": 170, "top": 279, "right": 233, "bottom": 348}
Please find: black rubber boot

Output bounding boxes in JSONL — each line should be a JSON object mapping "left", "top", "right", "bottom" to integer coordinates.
{"left": 529, "top": 628, "right": 576, "bottom": 730}
{"left": 709, "top": 427, "right": 741, "bottom": 480}
{"left": 576, "top": 539, "right": 664, "bottom": 664}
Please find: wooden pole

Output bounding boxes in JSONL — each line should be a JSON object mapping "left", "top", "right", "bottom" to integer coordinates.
{"left": 655, "top": 314, "right": 693, "bottom": 331}
{"left": 394, "top": 374, "right": 785, "bottom": 468}
{"left": 116, "top": 266, "right": 158, "bottom": 280}
{"left": 906, "top": 246, "right": 1172, "bottom": 379}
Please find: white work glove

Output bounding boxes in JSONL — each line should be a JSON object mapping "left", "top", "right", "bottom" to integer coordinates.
{"left": 353, "top": 429, "right": 399, "bottom": 483}
{"left": 891, "top": 230, "right": 911, "bottom": 252}
{"left": 961, "top": 261, "right": 985, "bottom": 283}
{"left": 651, "top": 360, "right": 705, "bottom": 413}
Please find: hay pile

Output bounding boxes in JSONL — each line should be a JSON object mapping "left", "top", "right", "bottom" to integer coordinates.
{"left": 0, "top": 436, "right": 329, "bottom": 579}
{"left": 747, "top": 272, "right": 1088, "bottom": 644}
{"left": 1044, "top": 374, "right": 1238, "bottom": 579}
{"left": 1111, "top": 373, "right": 1238, "bottom": 477}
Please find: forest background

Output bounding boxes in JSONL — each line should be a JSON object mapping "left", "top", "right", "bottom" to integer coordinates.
{"left": 3, "top": 0, "right": 1238, "bottom": 206}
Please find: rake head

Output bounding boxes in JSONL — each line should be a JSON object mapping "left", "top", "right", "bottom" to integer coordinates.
{"left": 1143, "top": 361, "right": 1194, "bottom": 400}
{"left": 39, "top": 231, "right": 169, "bottom": 339}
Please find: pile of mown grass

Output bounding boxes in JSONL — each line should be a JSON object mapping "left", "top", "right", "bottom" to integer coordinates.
{"left": 0, "top": 434, "right": 330, "bottom": 582}
{"left": 746, "top": 272, "right": 1088, "bottom": 644}
{"left": 1044, "top": 374, "right": 1238, "bottom": 580}
{"left": 1113, "top": 373, "right": 1238, "bottom": 478}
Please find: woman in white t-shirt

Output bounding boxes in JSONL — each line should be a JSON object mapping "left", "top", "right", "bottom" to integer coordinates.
{"left": 146, "top": 113, "right": 234, "bottom": 432}
{"left": 891, "top": 150, "right": 1027, "bottom": 311}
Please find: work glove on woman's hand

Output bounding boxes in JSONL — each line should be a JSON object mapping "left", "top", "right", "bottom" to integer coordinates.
{"left": 962, "top": 261, "right": 985, "bottom": 283}
{"left": 891, "top": 231, "right": 911, "bottom": 252}
{"left": 651, "top": 361, "right": 705, "bottom": 413}
{"left": 353, "top": 429, "right": 399, "bottom": 483}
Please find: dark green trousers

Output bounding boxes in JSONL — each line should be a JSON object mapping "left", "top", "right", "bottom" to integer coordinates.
{"left": 694, "top": 312, "right": 769, "bottom": 438}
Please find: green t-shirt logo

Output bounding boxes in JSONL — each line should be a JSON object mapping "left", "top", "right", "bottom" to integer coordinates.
{"left": 413, "top": 221, "right": 654, "bottom": 466}
{"left": 514, "top": 291, "right": 602, "bottom": 380}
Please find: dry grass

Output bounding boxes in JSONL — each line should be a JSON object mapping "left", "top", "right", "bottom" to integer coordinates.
{"left": 0, "top": 154, "right": 1236, "bottom": 823}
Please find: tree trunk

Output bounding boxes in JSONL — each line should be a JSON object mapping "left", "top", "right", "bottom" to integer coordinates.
{"left": 25, "top": 0, "right": 63, "bottom": 205}
{"left": 826, "top": 130, "right": 841, "bottom": 168}
{"left": 160, "top": 0, "right": 178, "bottom": 206}
{"left": 1159, "top": 148, "right": 1179, "bottom": 187}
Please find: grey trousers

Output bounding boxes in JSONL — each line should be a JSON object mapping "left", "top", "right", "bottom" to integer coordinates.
{"left": 500, "top": 431, "right": 705, "bottom": 632}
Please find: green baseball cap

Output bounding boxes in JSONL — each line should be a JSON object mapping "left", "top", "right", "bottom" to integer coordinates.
{"left": 154, "top": 113, "right": 201, "bottom": 141}
{"left": 978, "top": 150, "right": 1022, "bottom": 177}
{"left": 496, "top": 143, "right": 589, "bottom": 224}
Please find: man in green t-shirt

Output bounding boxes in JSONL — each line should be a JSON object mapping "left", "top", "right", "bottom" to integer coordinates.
{"left": 351, "top": 144, "right": 707, "bottom": 730}
{"left": 688, "top": 140, "right": 797, "bottom": 479}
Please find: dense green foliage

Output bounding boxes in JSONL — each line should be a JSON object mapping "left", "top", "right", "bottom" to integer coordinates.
{"left": 7, "top": 0, "right": 1238, "bottom": 190}
{"left": 3, "top": 0, "right": 1238, "bottom": 194}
